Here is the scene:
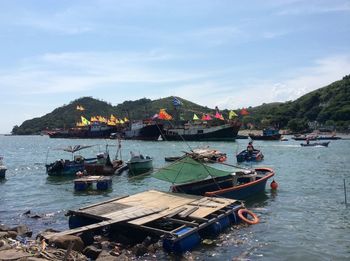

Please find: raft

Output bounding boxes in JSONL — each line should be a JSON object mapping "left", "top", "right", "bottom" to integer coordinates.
{"left": 44, "top": 190, "right": 248, "bottom": 253}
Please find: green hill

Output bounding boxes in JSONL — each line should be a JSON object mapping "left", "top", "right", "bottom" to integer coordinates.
{"left": 240, "top": 75, "right": 350, "bottom": 132}
{"left": 11, "top": 75, "right": 350, "bottom": 135}
{"left": 11, "top": 96, "right": 220, "bottom": 135}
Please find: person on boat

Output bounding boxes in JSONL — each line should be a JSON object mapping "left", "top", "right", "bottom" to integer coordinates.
{"left": 247, "top": 141, "right": 255, "bottom": 155}
{"left": 306, "top": 138, "right": 310, "bottom": 145}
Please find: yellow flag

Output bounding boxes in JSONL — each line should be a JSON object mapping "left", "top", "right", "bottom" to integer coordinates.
{"left": 81, "top": 116, "right": 90, "bottom": 126}
{"left": 193, "top": 114, "right": 199, "bottom": 120}
{"left": 124, "top": 117, "right": 129, "bottom": 122}
{"left": 229, "top": 110, "right": 237, "bottom": 119}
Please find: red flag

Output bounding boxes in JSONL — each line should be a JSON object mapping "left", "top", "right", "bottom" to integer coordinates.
{"left": 240, "top": 108, "right": 249, "bottom": 116}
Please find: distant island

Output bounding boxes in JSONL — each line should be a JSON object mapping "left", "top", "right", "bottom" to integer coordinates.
{"left": 12, "top": 75, "right": 350, "bottom": 135}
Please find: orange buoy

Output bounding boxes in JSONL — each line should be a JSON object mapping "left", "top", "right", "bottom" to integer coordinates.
{"left": 238, "top": 209, "right": 259, "bottom": 225}
{"left": 270, "top": 179, "right": 278, "bottom": 190}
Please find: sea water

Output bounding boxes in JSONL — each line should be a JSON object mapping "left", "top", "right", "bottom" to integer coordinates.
{"left": 0, "top": 135, "right": 349, "bottom": 260}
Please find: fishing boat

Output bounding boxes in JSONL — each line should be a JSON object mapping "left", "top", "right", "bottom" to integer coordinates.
{"left": 300, "top": 141, "right": 330, "bottom": 147}
{"left": 45, "top": 145, "right": 96, "bottom": 176}
{"left": 161, "top": 121, "right": 240, "bottom": 141}
{"left": 127, "top": 152, "right": 153, "bottom": 175}
{"left": 236, "top": 149, "right": 264, "bottom": 163}
{"left": 0, "top": 157, "right": 7, "bottom": 179}
{"left": 84, "top": 152, "right": 127, "bottom": 175}
{"left": 153, "top": 157, "right": 275, "bottom": 200}
{"left": 249, "top": 128, "right": 281, "bottom": 140}
{"left": 123, "top": 120, "right": 164, "bottom": 141}
{"left": 165, "top": 147, "right": 227, "bottom": 163}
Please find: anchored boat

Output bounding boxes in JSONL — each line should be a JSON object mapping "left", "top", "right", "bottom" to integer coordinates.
{"left": 127, "top": 152, "right": 153, "bottom": 175}
{"left": 45, "top": 145, "right": 96, "bottom": 176}
{"left": 236, "top": 149, "right": 264, "bottom": 163}
{"left": 153, "top": 156, "right": 275, "bottom": 200}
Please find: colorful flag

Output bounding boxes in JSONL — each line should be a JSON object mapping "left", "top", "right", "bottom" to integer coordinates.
{"left": 193, "top": 114, "right": 199, "bottom": 120}
{"left": 173, "top": 97, "right": 182, "bottom": 106}
{"left": 201, "top": 114, "right": 206, "bottom": 120}
{"left": 205, "top": 114, "right": 212, "bottom": 121}
{"left": 107, "top": 120, "right": 116, "bottom": 126}
{"left": 124, "top": 117, "right": 129, "bottom": 122}
{"left": 152, "top": 114, "right": 159, "bottom": 119}
{"left": 229, "top": 110, "right": 238, "bottom": 119}
{"left": 110, "top": 114, "right": 116, "bottom": 121}
{"left": 76, "top": 105, "right": 85, "bottom": 111}
{"left": 81, "top": 116, "right": 90, "bottom": 126}
{"left": 158, "top": 109, "right": 173, "bottom": 120}
{"left": 240, "top": 108, "right": 249, "bottom": 116}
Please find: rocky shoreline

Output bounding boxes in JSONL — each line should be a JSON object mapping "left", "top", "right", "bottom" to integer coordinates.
{"left": 0, "top": 222, "right": 163, "bottom": 261}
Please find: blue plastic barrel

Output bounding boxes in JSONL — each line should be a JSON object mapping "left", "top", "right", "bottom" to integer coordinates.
{"left": 96, "top": 180, "right": 111, "bottom": 190}
{"left": 74, "top": 181, "right": 88, "bottom": 191}
{"left": 163, "top": 227, "right": 200, "bottom": 253}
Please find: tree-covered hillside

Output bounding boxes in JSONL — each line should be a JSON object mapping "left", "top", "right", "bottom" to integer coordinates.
{"left": 240, "top": 75, "right": 350, "bottom": 132}
{"left": 11, "top": 75, "right": 350, "bottom": 135}
{"left": 11, "top": 96, "right": 219, "bottom": 135}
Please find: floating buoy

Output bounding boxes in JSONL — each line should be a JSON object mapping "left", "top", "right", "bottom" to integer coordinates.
{"left": 270, "top": 179, "right": 278, "bottom": 190}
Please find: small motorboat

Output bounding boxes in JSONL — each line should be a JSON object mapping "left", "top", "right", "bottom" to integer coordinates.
{"left": 300, "top": 141, "right": 330, "bottom": 147}
{"left": 236, "top": 150, "right": 264, "bottom": 163}
{"left": 0, "top": 156, "right": 7, "bottom": 179}
{"left": 127, "top": 152, "right": 153, "bottom": 175}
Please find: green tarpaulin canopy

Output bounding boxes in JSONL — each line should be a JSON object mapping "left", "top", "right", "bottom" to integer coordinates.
{"left": 152, "top": 156, "right": 232, "bottom": 184}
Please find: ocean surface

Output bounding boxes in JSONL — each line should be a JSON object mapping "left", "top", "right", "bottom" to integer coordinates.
{"left": 0, "top": 135, "right": 349, "bottom": 260}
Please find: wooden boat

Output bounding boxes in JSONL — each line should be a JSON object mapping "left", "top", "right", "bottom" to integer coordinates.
{"left": 0, "top": 156, "right": 7, "bottom": 179}
{"left": 44, "top": 190, "right": 254, "bottom": 254}
{"left": 300, "top": 141, "right": 330, "bottom": 147}
{"left": 153, "top": 157, "right": 275, "bottom": 200}
{"left": 45, "top": 145, "right": 96, "bottom": 176}
{"left": 165, "top": 148, "right": 227, "bottom": 163}
{"left": 249, "top": 128, "right": 281, "bottom": 140}
{"left": 127, "top": 153, "right": 153, "bottom": 175}
{"left": 236, "top": 149, "right": 264, "bottom": 163}
{"left": 74, "top": 175, "right": 112, "bottom": 191}
{"left": 84, "top": 152, "right": 127, "bottom": 176}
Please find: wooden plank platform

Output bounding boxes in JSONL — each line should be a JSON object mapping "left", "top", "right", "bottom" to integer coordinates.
{"left": 46, "top": 190, "right": 237, "bottom": 239}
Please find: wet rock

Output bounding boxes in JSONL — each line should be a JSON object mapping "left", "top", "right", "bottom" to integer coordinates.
{"left": 132, "top": 243, "right": 148, "bottom": 257}
{"left": 29, "top": 214, "right": 42, "bottom": 219}
{"left": 99, "top": 240, "right": 111, "bottom": 250}
{"left": 26, "top": 257, "right": 49, "bottom": 261}
{"left": 11, "top": 224, "right": 32, "bottom": 237}
{"left": 83, "top": 245, "right": 102, "bottom": 259}
{"left": 7, "top": 230, "right": 18, "bottom": 239}
{"left": 0, "top": 249, "right": 31, "bottom": 260}
{"left": 0, "top": 224, "right": 11, "bottom": 232}
{"left": 50, "top": 235, "right": 85, "bottom": 252}
{"left": 96, "top": 250, "right": 119, "bottom": 261}
{"left": 0, "top": 240, "right": 11, "bottom": 251}
{"left": 0, "top": 232, "right": 8, "bottom": 239}
{"left": 36, "top": 228, "right": 60, "bottom": 240}
{"left": 23, "top": 210, "right": 31, "bottom": 215}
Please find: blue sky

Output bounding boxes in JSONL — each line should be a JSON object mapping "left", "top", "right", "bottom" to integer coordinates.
{"left": 0, "top": 0, "right": 350, "bottom": 133}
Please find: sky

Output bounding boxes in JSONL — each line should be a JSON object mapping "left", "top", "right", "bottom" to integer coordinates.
{"left": 0, "top": 0, "right": 349, "bottom": 133}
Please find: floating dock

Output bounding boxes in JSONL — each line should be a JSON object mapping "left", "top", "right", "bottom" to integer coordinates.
{"left": 45, "top": 190, "right": 244, "bottom": 253}
{"left": 74, "top": 175, "right": 112, "bottom": 191}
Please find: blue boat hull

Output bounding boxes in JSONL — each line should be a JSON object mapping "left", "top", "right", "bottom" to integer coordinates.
{"left": 172, "top": 167, "right": 274, "bottom": 200}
